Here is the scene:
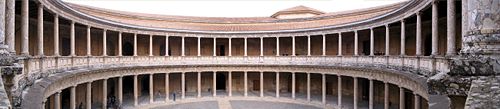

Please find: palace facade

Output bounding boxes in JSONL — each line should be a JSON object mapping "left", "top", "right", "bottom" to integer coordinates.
{"left": 0, "top": 0, "right": 499, "bottom": 109}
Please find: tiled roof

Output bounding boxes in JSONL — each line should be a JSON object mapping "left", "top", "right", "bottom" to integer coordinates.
{"left": 271, "top": 5, "right": 325, "bottom": 18}
{"left": 66, "top": 2, "right": 406, "bottom": 31}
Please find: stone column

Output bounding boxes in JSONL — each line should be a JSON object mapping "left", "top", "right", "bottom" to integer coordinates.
{"left": 322, "top": 34, "right": 326, "bottom": 56}
{"left": 385, "top": 25, "right": 390, "bottom": 56}
{"left": 260, "top": 37, "right": 264, "bottom": 56}
{"left": 181, "top": 72, "right": 185, "bottom": 99}
{"left": 213, "top": 37, "right": 216, "bottom": 56}
{"left": 292, "top": 72, "right": 296, "bottom": 99}
{"left": 86, "top": 82, "right": 92, "bottom": 109}
{"left": 414, "top": 93, "right": 420, "bottom": 109}
{"left": 149, "top": 35, "right": 153, "bottom": 56}
{"left": 55, "top": 92, "right": 61, "bottom": 109}
{"left": 244, "top": 37, "right": 248, "bottom": 56}
{"left": 338, "top": 33, "right": 342, "bottom": 56}
{"left": 400, "top": 20, "right": 406, "bottom": 56}
{"left": 37, "top": 4, "right": 44, "bottom": 56}
{"left": 165, "top": 36, "right": 169, "bottom": 56}
{"left": 354, "top": 31, "right": 359, "bottom": 56}
{"left": 213, "top": 72, "right": 216, "bottom": 97}
{"left": 354, "top": 77, "right": 358, "bottom": 109}
{"left": 384, "top": 82, "right": 389, "bottom": 109}
{"left": 182, "top": 36, "right": 185, "bottom": 56}
{"left": 102, "top": 79, "right": 107, "bottom": 109}
{"left": 276, "top": 37, "right": 280, "bottom": 56}
{"left": 260, "top": 71, "right": 264, "bottom": 97}
{"left": 229, "top": 38, "right": 232, "bottom": 56}
{"left": 70, "top": 86, "right": 76, "bottom": 109}
{"left": 133, "top": 34, "right": 138, "bottom": 56}
{"left": 416, "top": 12, "right": 422, "bottom": 56}
{"left": 370, "top": 28, "right": 374, "bottom": 56}
{"left": 54, "top": 15, "right": 60, "bottom": 56}
{"left": 229, "top": 71, "right": 232, "bottom": 96}
{"left": 244, "top": 71, "right": 248, "bottom": 97}
{"left": 276, "top": 72, "right": 280, "bottom": 98}
{"left": 307, "top": 35, "right": 311, "bottom": 56}
{"left": 369, "top": 79, "right": 374, "bottom": 109}
{"left": 165, "top": 73, "right": 169, "bottom": 101}
{"left": 118, "top": 77, "right": 123, "bottom": 105}
{"left": 446, "top": 0, "right": 456, "bottom": 56}
{"left": 197, "top": 37, "right": 201, "bottom": 56}
{"left": 134, "top": 75, "right": 138, "bottom": 106}
{"left": 21, "top": 0, "right": 29, "bottom": 55}
{"left": 0, "top": 0, "right": 4, "bottom": 53}
{"left": 292, "top": 36, "right": 296, "bottom": 56}
{"left": 431, "top": 1, "right": 439, "bottom": 56}
{"left": 118, "top": 32, "right": 122, "bottom": 56}
{"left": 70, "top": 21, "right": 75, "bottom": 56}
{"left": 322, "top": 73, "right": 326, "bottom": 104}
{"left": 197, "top": 72, "right": 201, "bottom": 98}
{"left": 307, "top": 73, "right": 311, "bottom": 101}
{"left": 338, "top": 75, "right": 342, "bottom": 108}
{"left": 399, "top": 86, "right": 405, "bottom": 109}
{"left": 86, "top": 26, "right": 90, "bottom": 56}
{"left": 103, "top": 29, "right": 107, "bottom": 56}
{"left": 150, "top": 74, "right": 154, "bottom": 102}
{"left": 5, "top": 0, "right": 15, "bottom": 53}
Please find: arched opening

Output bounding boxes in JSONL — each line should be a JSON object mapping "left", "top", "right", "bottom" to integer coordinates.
{"left": 424, "top": 34, "right": 432, "bottom": 56}
{"left": 216, "top": 73, "right": 226, "bottom": 90}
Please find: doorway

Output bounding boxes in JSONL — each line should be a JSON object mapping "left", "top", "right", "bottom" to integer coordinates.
{"left": 253, "top": 80, "right": 260, "bottom": 91}
{"left": 141, "top": 76, "right": 149, "bottom": 92}
{"left": 216, "top": 73, "right": 226, "bottom": 90}
{"left": 363, "top": 41, "right": 370, "bottom": 55}
{"left": 326, "top": 82, "right": 333, "bottom": 95}
{"left": 219, "top": 45, "right": 226, "bottom": 56}
{"left": 123, "top": 42, "right": 133, "bottom": 56}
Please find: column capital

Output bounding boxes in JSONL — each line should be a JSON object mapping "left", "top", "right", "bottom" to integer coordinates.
{"left": 385, "top": 24, "right": 389, "bottom": 27}
{"left": 416, "top": 11, "right": 422, "bottom": 16}
{"left": 401, "top": 19, "right": 406, "bottom": 23}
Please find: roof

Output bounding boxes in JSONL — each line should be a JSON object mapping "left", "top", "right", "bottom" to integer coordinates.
{"left": 271, "top": 5, "right": 325, "bottom": 18}
{"left": 65, "top": 2, "right": 407, "bottom": 32}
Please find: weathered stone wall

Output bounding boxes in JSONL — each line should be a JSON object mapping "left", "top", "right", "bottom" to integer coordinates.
{"left": 464, "top": 76, "right": 500, "bottom": 108}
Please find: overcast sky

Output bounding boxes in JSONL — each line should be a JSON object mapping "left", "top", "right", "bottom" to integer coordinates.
{"left": 63, "top": 0, "right": 407, "bottom": 17}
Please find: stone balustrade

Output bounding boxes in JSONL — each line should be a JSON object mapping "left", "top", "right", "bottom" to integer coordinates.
{"left": 23, "top": 56, "right": 450, "bottom": 78}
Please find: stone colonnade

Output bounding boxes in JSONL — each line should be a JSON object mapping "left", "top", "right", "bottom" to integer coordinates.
{"left": 0, "top": 0, "right": 459, "bottom": 57}
{"left": 44, "top": 71, "right": 425, "bottom": 109}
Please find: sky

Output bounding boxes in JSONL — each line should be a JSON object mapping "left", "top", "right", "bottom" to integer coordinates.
{"left": 63, "top": 0, "right": 407, "bottom": 17}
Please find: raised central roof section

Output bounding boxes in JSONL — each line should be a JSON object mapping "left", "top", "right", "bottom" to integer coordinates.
{"left": 271, "top": 5, "right": 325, "bottom": 19}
